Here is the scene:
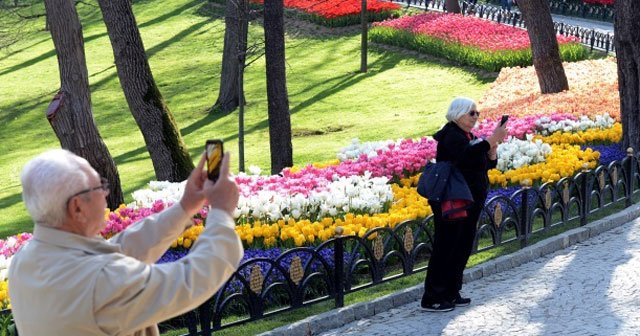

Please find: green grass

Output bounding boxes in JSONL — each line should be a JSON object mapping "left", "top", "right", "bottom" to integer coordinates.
{"left": 0, "top": 0, "right": 492, "bottom": 237}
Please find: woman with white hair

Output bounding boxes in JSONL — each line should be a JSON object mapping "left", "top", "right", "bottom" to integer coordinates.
{"left": 421, "top": 97, "right": 507, "bottom": 312}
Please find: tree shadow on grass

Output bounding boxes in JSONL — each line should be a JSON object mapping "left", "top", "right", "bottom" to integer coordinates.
{"left": 0, "top": 192, "right": 22, "bottom": 211}
{"left": 289, "top": 51, "right": 402, "bottom": 115}
{"left": 180, "top": 103, "right": 234, "bottom": 140}
{"left": 0, "top": 0, "right": 207, "bottom": 78}
{"left": 0, "top": 36, "right": 51, "bottom": 63}
{"left": 113, "top": 107, "right": 231, "bottom": 167}
{"left": 138, "top": 0, "right": 205, "bottom": 29}
{"left": 369, "top": 44, "right": 500, "bottom": 84}
{"left": 90, "top": 17, "right": 213, "bottom": 92}
{"left": 0, "top": 89, "right": 58, "bottom": 127}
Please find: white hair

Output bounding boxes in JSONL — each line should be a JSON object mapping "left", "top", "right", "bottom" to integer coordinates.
{"left": 21, "top": 149, "right": 92, "bottom": 228}
{"left": 445, "top": 97, "right": 477, "bottom": 122}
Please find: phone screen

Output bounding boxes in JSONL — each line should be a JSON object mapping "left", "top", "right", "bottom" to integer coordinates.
{"left": 206, "top": 140, "right": 224, "bottom": 181}
{"left": 500, "top": 115, "right": 509, "bottom": 126}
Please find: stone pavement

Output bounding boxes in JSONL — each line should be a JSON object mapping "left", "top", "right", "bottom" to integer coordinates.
{"left": 550, "top": 14, "right": 613, "bottom": 34}
{"left": 391, "top": 0, "right": 614, "bottom": 33}
{"left": 261, "top": 204, "right": 640, "bottom": 336}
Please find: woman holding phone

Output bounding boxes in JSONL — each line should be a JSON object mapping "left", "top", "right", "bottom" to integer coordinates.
{"left": 421, "top": 97, "right": 508, "bottom": 312}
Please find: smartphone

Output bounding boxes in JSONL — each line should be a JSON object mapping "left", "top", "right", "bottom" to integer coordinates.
{"left": 206, "top": 140, "right": 224, "bottom": 181}
{"left": 500, "top": 115, "right": 509, "bottom": 126}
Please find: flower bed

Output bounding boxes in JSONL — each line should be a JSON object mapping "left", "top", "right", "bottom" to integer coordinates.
{"left": 251, "top": 0, "right": 401, "bottom": 27}
{"left": 369, "top": 12, "right": 588, "bottom": 71}
{"left": 1, "top": 58, "right": 622, "bottom": 309}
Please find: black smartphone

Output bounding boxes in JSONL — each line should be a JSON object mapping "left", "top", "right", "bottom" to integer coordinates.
{"left": 500, "top": 115, "right": 509, "bottom": 126}
{"left": 206, "top": 140, "right": 224, "bottom": 181}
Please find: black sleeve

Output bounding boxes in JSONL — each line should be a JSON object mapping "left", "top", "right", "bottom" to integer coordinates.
{"left": 440, "top": 132, "right": 491, "bottom": 170}
{"left": 488, "top": 157, "right": 497, "bottom": 169}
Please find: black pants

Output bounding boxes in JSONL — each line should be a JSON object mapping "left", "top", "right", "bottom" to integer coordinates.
{"left": 421, "top": 198, "right": 484, "bottom": 305}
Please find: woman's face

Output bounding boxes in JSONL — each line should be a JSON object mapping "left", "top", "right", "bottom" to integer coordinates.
{"left": 455, "top": 108, "right": 479, "bottom": 132}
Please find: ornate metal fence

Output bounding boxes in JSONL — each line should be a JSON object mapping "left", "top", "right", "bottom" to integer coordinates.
{"left": 174, "top": 149, "right": 639, "bottom": 335}
{"left": 548, "top": 0, "right": 614, "bottom": 23}
{"left": 391, "top": 0, "right": 616, "bottom": 53}
{"left": 4, "top": 150, "right": 638, "bottom": 336}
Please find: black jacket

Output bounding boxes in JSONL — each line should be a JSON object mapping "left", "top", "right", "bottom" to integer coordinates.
{"left": 433, "top": 122, "right": 497, "bottom": 201}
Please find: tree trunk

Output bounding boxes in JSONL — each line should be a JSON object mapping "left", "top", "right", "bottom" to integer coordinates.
{"left": 615, "top": 0, "right": 640, "bottom": 151}
{"left": 213, "top": 0, "right": 249, "bottom": 113}
{"left": 444, "top": 0, "right": 460, "bottom": 13}
{"left": 43, "top": 0, "right": 123, "bottom": 209}
{"left": 97, "top": 0, "right": 194, "bottom": 182}
{"left": 518, "top": 0, "right": 569, "bottom": 94}
{"left": 263, "top": 0, "right": 293, "bottom": 174}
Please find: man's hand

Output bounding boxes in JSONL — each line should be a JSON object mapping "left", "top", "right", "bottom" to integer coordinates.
{"left": 180, "top": 152, "right": 208, "bottom": 216}
{"left": 203, "top": 152, "right": 239, "bottom": 215}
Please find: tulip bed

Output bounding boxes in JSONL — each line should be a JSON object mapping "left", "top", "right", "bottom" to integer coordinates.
{"left": 250, "top": 0, "right": 401, "bottom": 27}
{"left": 369, "top": 12, "right": 589, "bottom": 71}
{"left": 0, "top": 58, "right": 624, "bottom": 311}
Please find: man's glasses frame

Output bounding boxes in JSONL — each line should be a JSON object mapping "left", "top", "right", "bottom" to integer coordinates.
{"left": 468, "top": 110, "right": 480, "bottom": 117}
{"left": 66, "top": 177, "right": 109, "bottom": 205}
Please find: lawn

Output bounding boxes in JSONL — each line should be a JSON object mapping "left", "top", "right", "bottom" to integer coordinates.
{"left": 0, "top": 0, "right": 491, "bottom": 237}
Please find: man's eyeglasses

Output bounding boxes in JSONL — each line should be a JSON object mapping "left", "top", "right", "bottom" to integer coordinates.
{"left": 67, "top": 177, "right": 110, "bottom": 205}
{"left": 468, "top": 110, "right": 480, "bottom": 117}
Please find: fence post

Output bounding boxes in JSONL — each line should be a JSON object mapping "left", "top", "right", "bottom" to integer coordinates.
{"left": 334, "top": 226, "right": 345, "bottom": 308}
{"left": 580, "top": 164, "right": 590, "bottom": 226}
{"left": 605, "top": 33, "right": 611, "bottom": 53}
{"left": 519, "top": 179, "right": 531, "bottom": 248}
{"left": 625, "top": 148, "right": 635, "bottom": 207}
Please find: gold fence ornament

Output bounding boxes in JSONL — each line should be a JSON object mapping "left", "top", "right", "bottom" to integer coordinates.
{"left": 598, "top": 171, "right": 605, "bottom": 191}
{"left": 494, "top": 204, "right": 503, "bottom": 227}
{"left": 545, "top": 188, "right": 552, "bottom": 210}
{"left": 289, "top": 256, "right": 303, "bottom": 286}
{"left": 249, "top": 264, "right": 264, "bottom": 294}
{"left": 373, "top": 236, "right": 384, "bottom": 261}
{"left": 403, "top": 227, "right": 414, "bottom": 253}
{"left": 562, "top": 182, "right": 570, "bottom": 204}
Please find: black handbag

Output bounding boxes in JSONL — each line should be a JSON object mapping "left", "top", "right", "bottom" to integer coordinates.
{"left": 416, "top": 161, "right": 452, "bottom": 201}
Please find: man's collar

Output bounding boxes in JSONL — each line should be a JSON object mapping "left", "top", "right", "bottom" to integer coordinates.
{"left": 33, "top": 225, "right": 122, "bottom": 255}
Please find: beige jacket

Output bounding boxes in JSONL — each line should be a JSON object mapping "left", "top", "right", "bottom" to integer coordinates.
{"left": 8, "top": 205, "right": 244, "bottom": 336}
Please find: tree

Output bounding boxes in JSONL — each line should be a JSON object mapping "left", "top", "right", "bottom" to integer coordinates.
{"left": 43, "top": 0, "right": 123, "bottom": 208}
{"left": 213, "top": 0, "right": 249, "bottom": 114}
{"left": 444, "top": 0, "right": 460, "bottom": 13}
{"left": 263, "top": 0, "right": 293, "bottom": 174}
{"left": 614, "top": 0, "right": 640, "bottom": 151}
{"left": 97, "top": 0, "right": 194, "bottom": 182}
{"left": 518, "top": 0, "right": 569, "bottom": 94}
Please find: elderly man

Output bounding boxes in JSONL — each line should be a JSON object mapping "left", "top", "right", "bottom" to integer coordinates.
{"left": 8, "top": 149, "right": 244, "bottom": 335}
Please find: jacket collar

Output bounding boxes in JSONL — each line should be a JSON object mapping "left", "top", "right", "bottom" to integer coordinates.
{"left": 32, "top": 225, "right": 122, "bottom": 255}
{"left": 435, "top": 122, "right": 475, "bottom": 141}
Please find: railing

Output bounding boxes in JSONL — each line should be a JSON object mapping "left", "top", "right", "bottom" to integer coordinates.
{"left": 391, "top": 0, "right": 616, "bottom": 53}
{"left": 5, "top": 149, "right": 638, "bottom": 336}
{"left": 171, "top": 148, "right": 639, "bottom": 335}
{"left": 548, "top": 0, "right": 614, "bottom": 23}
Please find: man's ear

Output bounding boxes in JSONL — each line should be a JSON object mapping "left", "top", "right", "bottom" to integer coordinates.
{"left": 67, "top": 196, "right": 86, "bottom": 223}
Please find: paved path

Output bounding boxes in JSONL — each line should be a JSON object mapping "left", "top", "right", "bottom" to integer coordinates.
{"left": 317, "top": 217, "right": 640, "bottom": 336}
{"left": 393, "top": 1, "right": 614, "bottom": 33}
{"left": 550, "top": 14, "right": 613, "bottom": 33}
